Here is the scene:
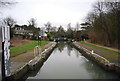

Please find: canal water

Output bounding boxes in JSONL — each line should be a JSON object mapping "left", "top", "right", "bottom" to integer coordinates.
{"left": 24, "top": 42, "right": 119, "bottom": 79}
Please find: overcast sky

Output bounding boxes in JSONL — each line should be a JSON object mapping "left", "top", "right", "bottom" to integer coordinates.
{"left": 1, "top": 0, "right": 97, "bottom": 29}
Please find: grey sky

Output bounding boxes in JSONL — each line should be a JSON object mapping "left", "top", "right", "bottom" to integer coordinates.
{"left": 1, "top": 0, "right": 97, "bottom": 29}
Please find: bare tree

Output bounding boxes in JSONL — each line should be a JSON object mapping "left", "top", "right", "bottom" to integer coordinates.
{"left": 67, "top": 23, "right": 74, "bottom": 39}
{"left": 75, "top": 22, "right": 80, "bottom": 31}
{"left": 3, "top": 17, "right": 16, "bottom": 38}
{"left": 28, "top": 18, "right": 37, "bottom": 27}
{"left": 50, "top": 26, "right": 57, "bottom": 32}
{"left": 28, "top": 18, "right": 40, "bottom": 39}
{"left": 67, "top": 23, "right": 71, "bottom": 29}
{"left": 44, "top": 22, "right": 52, "bottom": 32}
{"left": 84, "top": 1, "right": 120, "bottom": 48}
{"left": 3, "top": 17, "right": 16, "bottom": 28}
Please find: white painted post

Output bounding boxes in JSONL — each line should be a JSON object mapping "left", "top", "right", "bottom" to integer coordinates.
{"left": 0, "top": 26, "right": 2, "bottom": 81}
{"left": 91, "top": 50, "right": 94, "bottom": 54}
{"left": 1, "top": 26, "right": 11, "bottom": 80}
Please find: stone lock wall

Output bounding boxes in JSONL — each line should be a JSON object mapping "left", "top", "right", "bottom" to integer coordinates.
{"left": 6, "top": 42, "right": 57, "bottom": 81}
{"left": 71, "top": 42, "right": 120, "bottom": 74}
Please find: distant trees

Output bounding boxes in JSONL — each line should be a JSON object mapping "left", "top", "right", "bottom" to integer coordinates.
{"left": 82, "top": 1, "right": 120, "bottom": 48}
{"left": 44, "top": 22, "right": 52, "bottom": 33}
{"left": 28, "top": 18, "right": 37, "bottom": 27}
{"left": 66, "top": 23, "right": 74, "bottom": 39}
{"left": 10, "top": 18, "right": 40, "bottom": 40}
{"left": 27, "top": 18, "right": 40, "bottom": 39}
{"left": 75, "top": 22, "right": 80, "bottom": 31}
{"left": 56, "top": 25, "right": 66, "bottom": 38}
{"left": 43, "top": 22, "right": 81, "bottom": 40}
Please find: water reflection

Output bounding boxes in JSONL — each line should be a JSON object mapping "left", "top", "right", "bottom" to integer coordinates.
{"left": 57, "top": 42, "right": 66, "bottom": 52}
{"left": 66, "top": 43, "right": 73, "bottom": 56}
{"left": 74, "top": 48, "right": 80, "bottom": 58}
{"left": 80, "top": 59, "right": 119, "bottom": 79}
{"left": 24, "top": 42, "right": 119, "bottom": 79}
{"left": 57, "top": 42, "right": 74, "bottom": 56}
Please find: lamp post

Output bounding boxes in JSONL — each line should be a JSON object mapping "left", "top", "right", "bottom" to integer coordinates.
{"left": 37, "top": 36, "right": 39, "bottom": 46}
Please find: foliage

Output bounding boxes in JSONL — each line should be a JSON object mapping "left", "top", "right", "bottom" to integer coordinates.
{"left": 44, "top": 22, "right": 52, "bottom": 33}
{"left": 56, "top": 25, "right": 66, "bottom": 38}
{"left": 28, "top": 18, "right": 37, "bottom": 27}
{"left": 82, "top": 1, "right": 120, "bottom": 49}
{"left": 28, "top": 18, "right": 39, "bottom": 37}
{"left": 74, "top": 31, "right": 82, "bottom": 41}
{"left": 47, "top": 32, "right": 55, "bottom": 38}
{"left": 66, "top": 23, "right": 74, "bottom": 39}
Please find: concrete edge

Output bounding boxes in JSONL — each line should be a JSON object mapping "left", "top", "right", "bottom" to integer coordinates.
{"left": 71, "top": 42, "right": 120, "bottom": 74}
{"left": 6, "top": 42, "right": 57, "bottom": 81}
{"left": 27, "top": 42, "right": 57, "bottom": 71}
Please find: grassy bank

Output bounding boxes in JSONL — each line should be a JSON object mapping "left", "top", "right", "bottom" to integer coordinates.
{"left": 10, "top": 41, "right": 50, "bottom": 57}
{"left": 80, "top": 41, "right": 120, "bottom": 55}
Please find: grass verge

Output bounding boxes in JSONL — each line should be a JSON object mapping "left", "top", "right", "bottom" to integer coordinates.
{"left": 80, "top": 41, "right": 120, "bottom": 56}
{"left": 10, "top": 41, "right": 50, "bottom": 57}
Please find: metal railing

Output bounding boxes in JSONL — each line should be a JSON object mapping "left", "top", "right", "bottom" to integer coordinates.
{"left": 34, "top": 46, "right": 42, "bottom": 57}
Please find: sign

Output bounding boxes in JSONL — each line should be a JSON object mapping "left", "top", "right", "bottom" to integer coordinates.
{"left": 2, "top": 26, "right": 11, "bottom": 77}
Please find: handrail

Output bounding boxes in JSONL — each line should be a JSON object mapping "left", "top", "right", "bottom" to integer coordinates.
{"left": 34, "top": 46, "right": 41, "bottom": 57}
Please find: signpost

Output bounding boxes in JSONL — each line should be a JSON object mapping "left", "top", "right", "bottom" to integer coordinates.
{"left": 1, "top": 26, "right": 11, "bottom": 81}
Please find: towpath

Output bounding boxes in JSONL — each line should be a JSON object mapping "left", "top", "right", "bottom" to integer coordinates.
{"left": 74, "top": 42, "right": 120, "bottom": 66}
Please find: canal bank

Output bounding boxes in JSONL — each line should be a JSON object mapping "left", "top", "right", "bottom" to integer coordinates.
{"left": 23, "top": 42, "right": 119, "bottom": 80}
{"left": 5, "top": 42, "right": 56, "bottom": 81}
{"left": 72, "top": 42, "right": 120, "bottom": 74}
